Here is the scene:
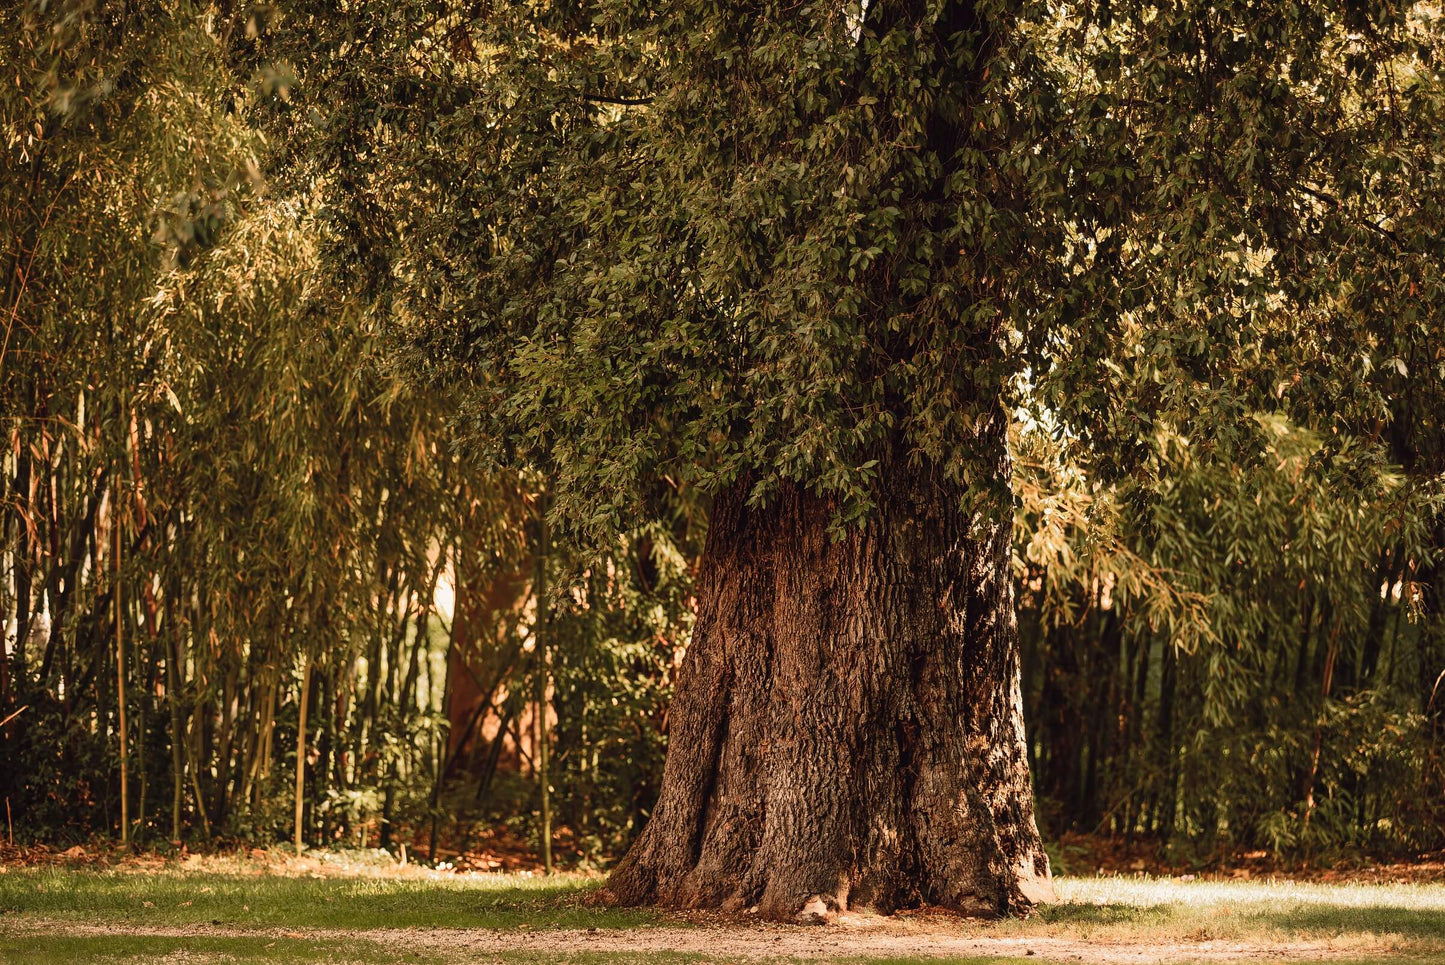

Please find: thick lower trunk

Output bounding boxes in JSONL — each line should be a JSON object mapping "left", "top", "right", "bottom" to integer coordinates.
{"left": 604, "top": 452, "right": 1052, "bottom": 920}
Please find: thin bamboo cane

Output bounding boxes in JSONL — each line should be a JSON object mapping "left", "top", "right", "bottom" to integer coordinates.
{"left": 115, "top": 487, "right": 129, "bottom": 846}
{"left": 295, "top": 653, "right": 313, "bottom": 857}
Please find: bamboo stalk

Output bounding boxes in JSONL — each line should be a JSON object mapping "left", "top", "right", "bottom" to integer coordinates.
{"left": 189, "top": 757, "right": 212, "bottom": 839}
{"left": 534, "top": 510, "right": 552, "bottom": 875}
{"left": 115, "top": 490, "right": 129, "bottom": 846}
{"left": 295, "top": 652, "right": 313, "bottom": 857}
{"left": 166, "top": 585, "right": 184, "bottom": 843}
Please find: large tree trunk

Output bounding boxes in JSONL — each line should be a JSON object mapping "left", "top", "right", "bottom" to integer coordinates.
{"left": 604, "top": 446, "right": 1052, "bottom": 920}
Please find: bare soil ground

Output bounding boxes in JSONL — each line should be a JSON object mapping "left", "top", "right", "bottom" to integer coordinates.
{"left": 1047, "top": 833, "right": 1445, "bottom": 887}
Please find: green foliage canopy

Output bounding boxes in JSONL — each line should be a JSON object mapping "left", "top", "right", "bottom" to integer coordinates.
{"left": 266, "top": 0, "right": 1443, "bottom": 539}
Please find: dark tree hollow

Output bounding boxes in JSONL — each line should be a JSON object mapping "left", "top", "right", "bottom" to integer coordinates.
{"left": 603, "top": 445, "right": 1053, "bottom": 920}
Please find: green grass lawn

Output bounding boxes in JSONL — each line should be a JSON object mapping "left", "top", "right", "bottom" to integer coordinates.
{"left": 0, "top": 864, "right": 1441, "bottom": 964}
{"left": 0, "top": 864, "right": 652, "bottom": 930}
{"left": 0, "top": 933, "right": 450, "bottom": 965}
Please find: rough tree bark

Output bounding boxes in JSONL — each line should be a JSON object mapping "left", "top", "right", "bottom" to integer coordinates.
{"left": 603, "top": 438, "right": 1052, "bottom": 920}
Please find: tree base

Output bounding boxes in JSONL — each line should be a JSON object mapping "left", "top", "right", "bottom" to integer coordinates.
{"left": 602, "top": 465, "right": 1053, "bottom": 921}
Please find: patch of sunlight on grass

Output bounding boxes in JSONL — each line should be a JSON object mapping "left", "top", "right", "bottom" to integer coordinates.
{"left": 1023, "top": 875, "right": 1445, "bottom": 943}
{"left": 1057, "top": 875, "right": 1445, "bottom": 911}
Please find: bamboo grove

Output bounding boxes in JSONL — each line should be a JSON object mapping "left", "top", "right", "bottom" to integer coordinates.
{"left": 0, "top": 4, "right": 693, "bottom": 860}
{"left": 1, "top": 3, "right": 1442, "bottom": 866}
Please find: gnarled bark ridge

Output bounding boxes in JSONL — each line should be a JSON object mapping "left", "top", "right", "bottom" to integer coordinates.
{"left": 603, "top": 450, "right": 1052, "bottom": 920}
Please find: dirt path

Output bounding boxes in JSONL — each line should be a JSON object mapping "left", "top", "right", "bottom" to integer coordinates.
{"left": 1, "top": 916, "right": 1410, "bottom": 963}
